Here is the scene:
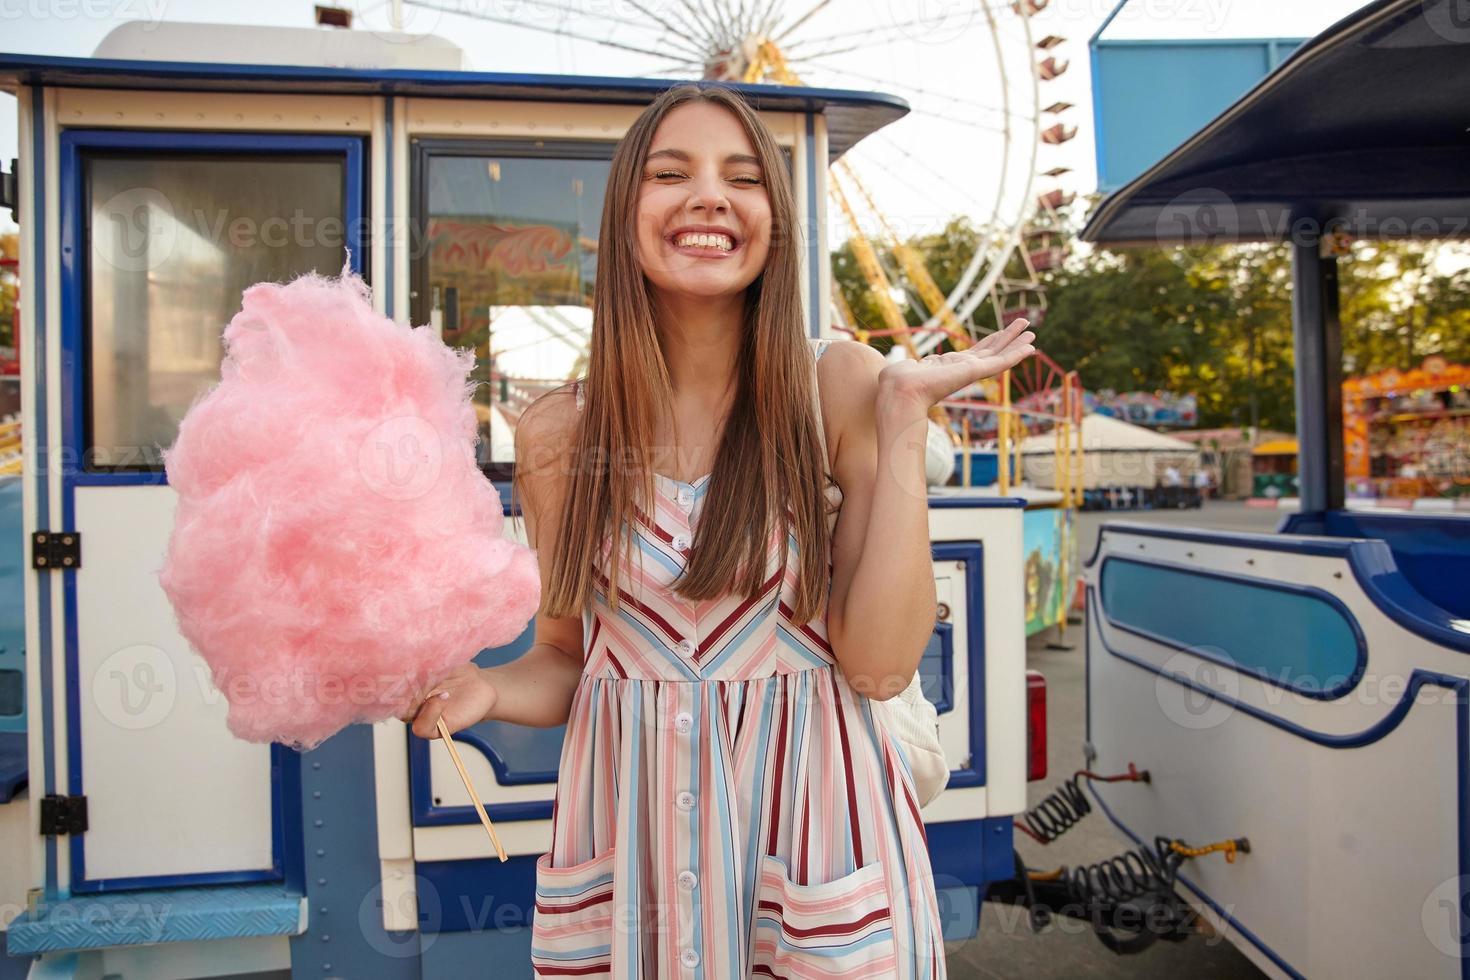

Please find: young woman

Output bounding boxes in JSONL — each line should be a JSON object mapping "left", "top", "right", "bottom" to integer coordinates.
{"left": 404, "top": 83, "right": 1038, "bottom": 978}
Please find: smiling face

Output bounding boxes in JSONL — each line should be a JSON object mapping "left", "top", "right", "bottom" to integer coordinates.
{"left": 634, "top": 100, "right": 774, "bottom": 303}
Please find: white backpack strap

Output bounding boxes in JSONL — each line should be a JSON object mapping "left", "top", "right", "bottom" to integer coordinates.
{"left": 808, "top": 338, "right": 833, "bottom": 471}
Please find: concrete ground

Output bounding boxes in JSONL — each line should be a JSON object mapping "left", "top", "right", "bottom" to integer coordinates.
{"left": 943, "top": 501, "right": 1281, "bottom": 978}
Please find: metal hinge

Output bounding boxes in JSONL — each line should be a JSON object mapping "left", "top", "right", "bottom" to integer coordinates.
{"left": 39, "top": 794, "right": 88, "bottom": 836}
{"left": 31, "top": 531, "right": 80, "bottom": 570}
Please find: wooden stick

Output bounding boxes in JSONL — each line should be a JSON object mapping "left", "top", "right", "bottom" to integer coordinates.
{"left": 436, "top": 716, "right": 508, "bottom": 862}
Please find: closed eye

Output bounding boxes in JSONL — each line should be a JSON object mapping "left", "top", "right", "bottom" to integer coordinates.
{"left": 647, "top": 169, "right": 764, "bottom": 185}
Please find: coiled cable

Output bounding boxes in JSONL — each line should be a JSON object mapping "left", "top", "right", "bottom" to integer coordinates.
{"left": 1015, "top": 763, "right": 1149, "bottom": 845}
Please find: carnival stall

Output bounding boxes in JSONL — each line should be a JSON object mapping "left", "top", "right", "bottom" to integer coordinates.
{"left": 1249, "top": 437, "right": 1299, "bottom": 499}
{"left": 1344, "top": 355, "right": 1470, "bottom": 502}
{"left": 1019, "top": 411, "right": 1199, "bottom": 508}
{"left": 1173, "top": 426, "right": 1294, "bottom": 499}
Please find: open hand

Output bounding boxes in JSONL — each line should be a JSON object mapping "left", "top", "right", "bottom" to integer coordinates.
{"left": 398, "top": 662, "right": 499, "bottom": 740}
{"left": 877, "top": 317, "right": 1038, "bottom": 414}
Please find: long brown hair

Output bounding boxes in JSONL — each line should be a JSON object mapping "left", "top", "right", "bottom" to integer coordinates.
{"left": 518, "top": 82, "right": 833, "bottom": 625}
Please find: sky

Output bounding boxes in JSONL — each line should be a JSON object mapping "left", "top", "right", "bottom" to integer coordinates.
{"left": 0, "top": 0, "right": 1371, "bottom": 239}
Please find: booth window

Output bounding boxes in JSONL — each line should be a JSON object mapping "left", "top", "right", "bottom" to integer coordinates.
{"left": 412, "top": 139, "right": 614, "bottom": 482}
{"left": 86, "top": 153, "right": 348, "bottom": 470}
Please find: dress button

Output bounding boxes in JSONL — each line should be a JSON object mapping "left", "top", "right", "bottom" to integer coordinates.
{"left": 674, "top": 711, "right": 693, "bottom": 733}
{"left": 677, "top": 870, "right": 698, "bottom": 890}
{"left": 677, "top": 488, "right": 693, "bottom": 507}
{"left": 676, "top": 791, "right": 696, "bottom": 811}
{"left": 676, "top": 638, "right": 694, "bottom": 656}
{"left": 672, "top": 534, "right": 689, "bottom": 551}
{"left": 680, "top": 948, "right": 700, "bottom": 969}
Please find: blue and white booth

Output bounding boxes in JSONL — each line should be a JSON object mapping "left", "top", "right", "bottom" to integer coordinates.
{"left": 0, "top": 21, "right": 1031, "bottom": 979}
{"left": 1081, "top": 1, "right": 1470, "bottom": 977}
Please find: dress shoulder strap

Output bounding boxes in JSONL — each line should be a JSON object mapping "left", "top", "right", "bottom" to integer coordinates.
{"left": 573, "top": 377, "right": 585, "bottom": 412}
{"left": 808, "top": 338, "right": 833, "bottom": 477}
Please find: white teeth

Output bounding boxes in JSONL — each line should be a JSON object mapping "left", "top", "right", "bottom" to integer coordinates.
{"left": 673, "top": 232, "right": 734, "bottom": 251}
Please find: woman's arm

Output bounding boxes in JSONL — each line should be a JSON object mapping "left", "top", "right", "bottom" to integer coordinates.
{"left": 406, "top": 389, "right": 587, "bottom": 737}
{"left": 823, "top": 341, "right": 937, "bottom": 700}
{"left": 824, "top": 319, "right": 1038, "bottom": 701}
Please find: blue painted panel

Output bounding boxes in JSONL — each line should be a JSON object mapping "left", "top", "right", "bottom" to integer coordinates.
{"left": 931, "top": 541, "right": 986, "bottom": 789}
{"left": 0, "top": 477, "right": 23, "bottom": 734}
{"left": 953, "top": 450, "right": 997, "bottom": 487}
{"left": 1283, "top": 509, "right": 1470, "bottom": 619}
{"left": 29, "top": 84, "right": 60, "bottom": 900}
{"left": 918, "top": 622, "right": 954, "bottom": 714}
{"left": 931, "top": 815, "right": 1013, "bottom": 889}
{"left": 1099, "top": 557, "right": 1365, "bottom": 697}
{"left": 0, "top": 732, "right": 24, "bottom": 805}
{"left": 7, "top": 883, "right": 303, "bottom": 955}
{"left": 1088, "top": 583, "right": 1470, "bottom": 978}
{"left": 422, "top": 923, "right": 534, "bottom": 980}
{"left": 290, "top": 722, "right": 418, "bottom": 980}
{"left": 410, "top": 622, "right": 564, "bottom": 827}
{"left": 1093, "top": 40, "right": 1303, "bottom": 192}
{"left": 937, "top": 886, "right": 980, "bottom": 943}
{"left": 416, "top": 854, "right": 536, "bottom": 935}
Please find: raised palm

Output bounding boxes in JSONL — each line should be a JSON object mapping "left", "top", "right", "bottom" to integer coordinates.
{"left": 879, "top": 317, "right": 1038, "bottom": 411}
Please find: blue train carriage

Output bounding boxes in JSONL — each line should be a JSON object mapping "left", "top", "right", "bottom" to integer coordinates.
{"left": 1078, "top": 1, "right": 1470, "bottom": 977}
{"left": 0, "top": 22, "right": 1034, "bottom": 979}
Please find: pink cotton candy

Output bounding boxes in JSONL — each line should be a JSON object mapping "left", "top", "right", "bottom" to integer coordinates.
{"left": 158, "top": 258, "right": 541, "bottom": 752}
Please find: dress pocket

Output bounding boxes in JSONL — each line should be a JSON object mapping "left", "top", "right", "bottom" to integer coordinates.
{"left": 751, "top": 854, "right": 899, "bottom": 979}
{"left": 530, "top": 847, "right": 617, "bottom": 979}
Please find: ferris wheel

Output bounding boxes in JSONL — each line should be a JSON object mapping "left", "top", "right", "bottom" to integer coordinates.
{"left": 389, "top": 0, "right": 1076, "bottom": 365}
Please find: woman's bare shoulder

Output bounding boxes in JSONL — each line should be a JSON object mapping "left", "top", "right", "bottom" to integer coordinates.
{"left": 815, "top": 340, "right": 886, "bottom": 432}
{"left": 515, "top": 384, "right": 582, "bottom": 483}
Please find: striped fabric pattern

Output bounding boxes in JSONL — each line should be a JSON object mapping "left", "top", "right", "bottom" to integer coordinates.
{"left": 531, "top": 338, "right": 947, "bottom": 979}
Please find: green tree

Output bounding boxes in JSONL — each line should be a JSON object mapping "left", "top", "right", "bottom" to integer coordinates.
{"left": 830, "top": 215, "right": 1469, "bottom": 432}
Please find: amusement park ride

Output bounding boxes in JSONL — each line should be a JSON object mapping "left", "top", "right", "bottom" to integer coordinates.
{"left": 0, "top": 3, "right": 1086, "bottom": 977}
{"left": 2, "top": 0, "right": 1462, "bottom": 977}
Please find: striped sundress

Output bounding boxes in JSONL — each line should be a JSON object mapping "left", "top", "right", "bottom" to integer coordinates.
{"left": 531, "top": 337, "right": 947, "bottom": 979}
